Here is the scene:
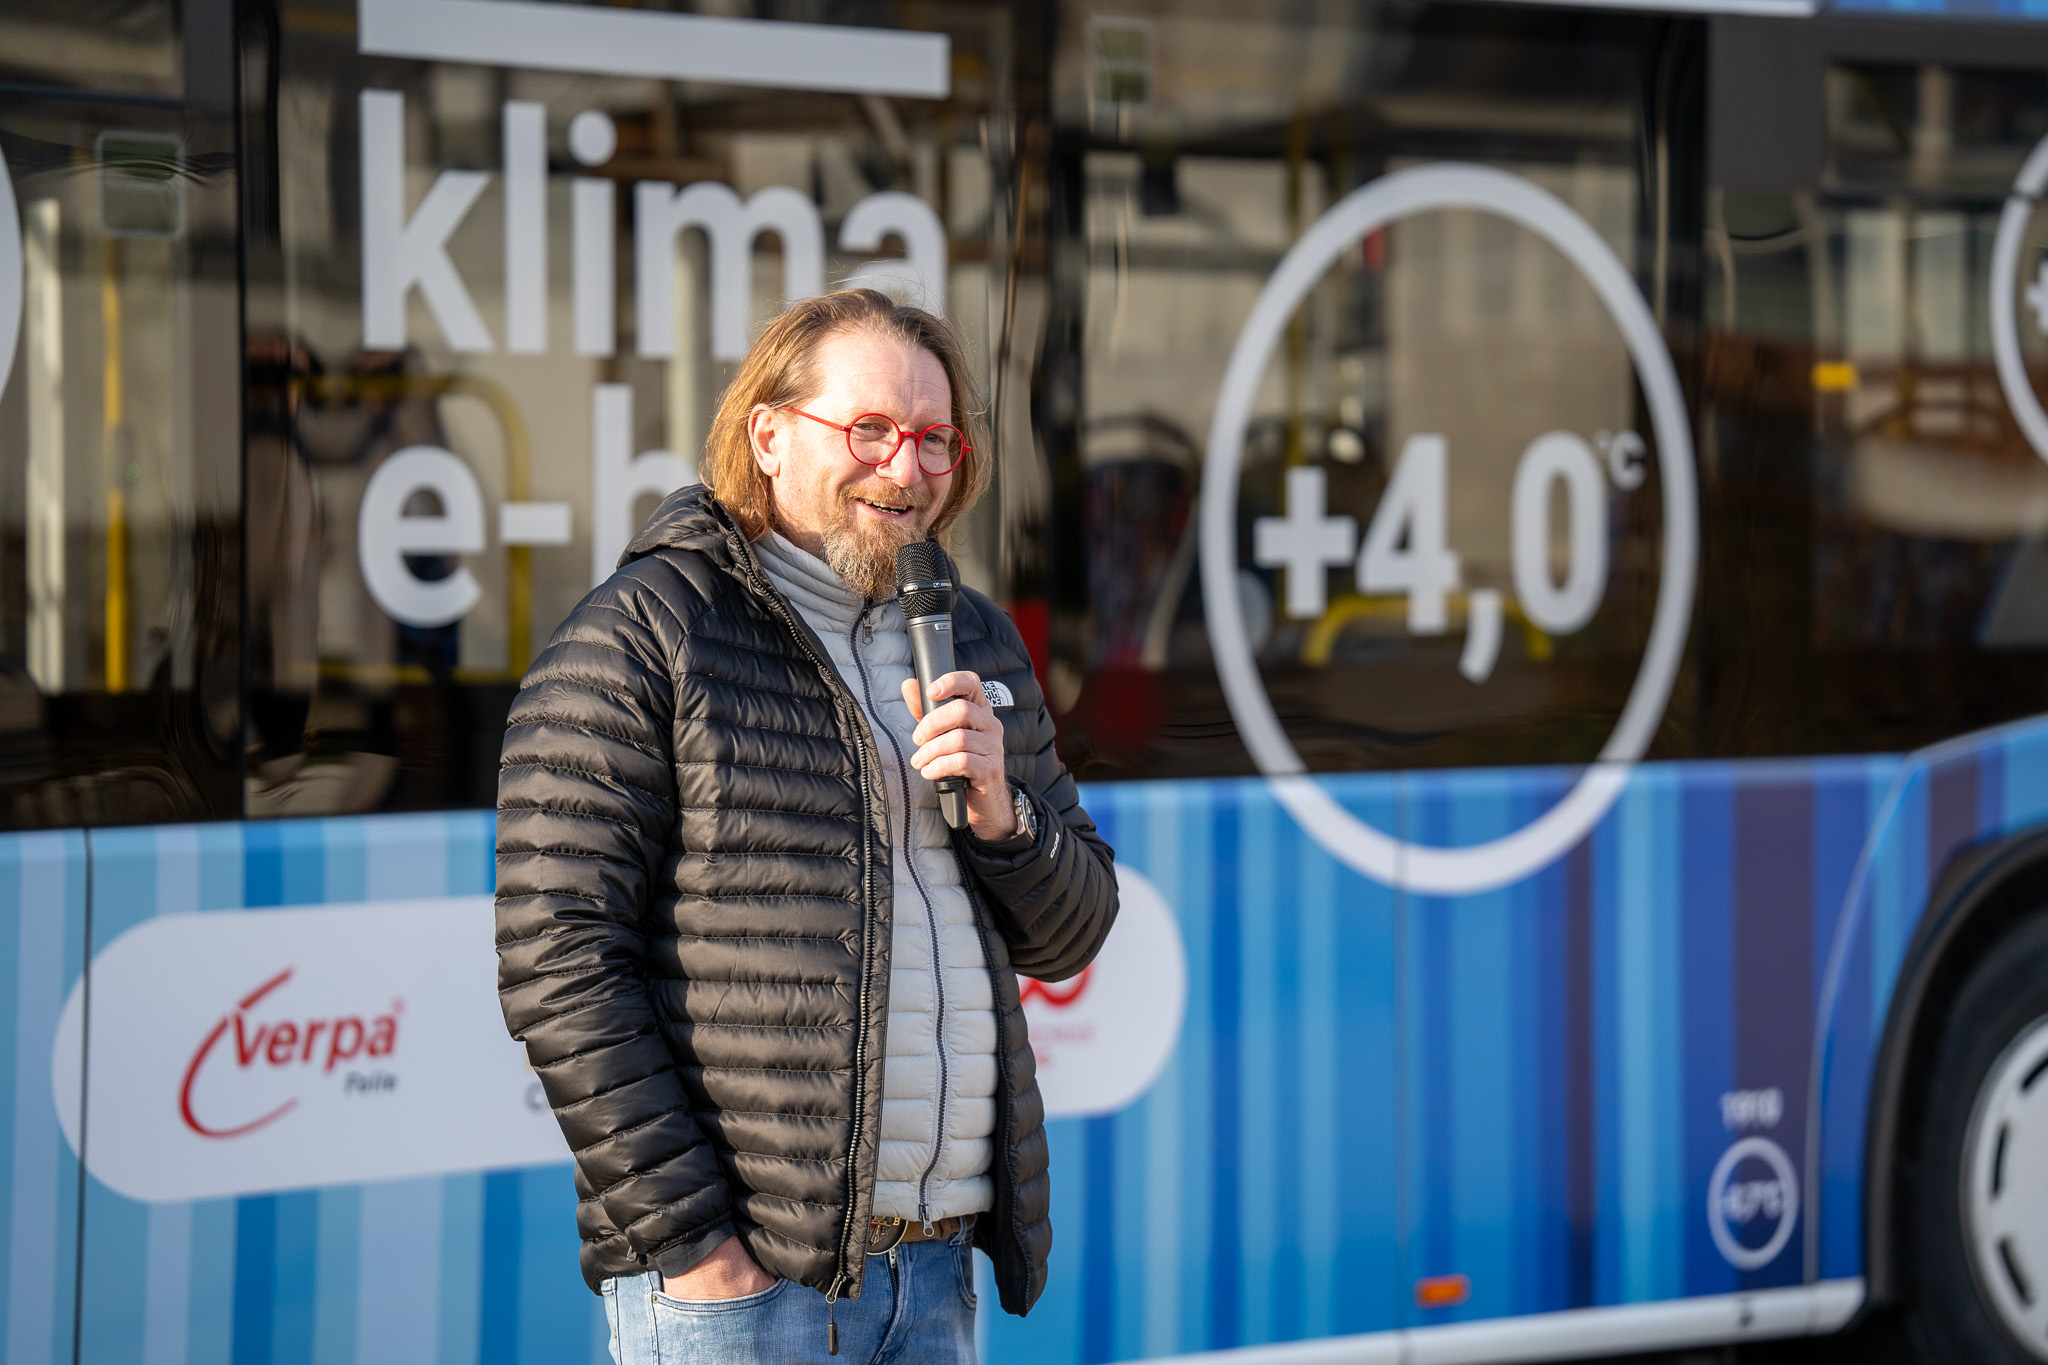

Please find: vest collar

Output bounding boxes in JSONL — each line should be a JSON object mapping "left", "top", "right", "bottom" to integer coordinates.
{"left": 752, "top": 531, "right": 871, "bottom": 633}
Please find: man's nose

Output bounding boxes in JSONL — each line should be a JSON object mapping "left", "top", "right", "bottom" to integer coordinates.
{"left": 875, "top": 437, "right": 926, "bottom": 487}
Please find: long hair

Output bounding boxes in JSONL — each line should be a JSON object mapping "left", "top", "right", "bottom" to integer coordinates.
{"left": 701, "top": 290, "right": 991, "bottom": 545}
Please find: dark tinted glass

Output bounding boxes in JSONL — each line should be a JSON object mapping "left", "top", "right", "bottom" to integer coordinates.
{"left": 0, "top": 97, "right": 242, "bottom": 825}
{"left": 242, "top": 0, "right": 1011, "bottom": 815}
{"left": 16, "top": 2, "right": 2048, "bottom": 822}
{"left": 1015, "top": 7, "right": 2048, "bottom": 784}
{"left": 1695, "top": 31, "right": 2048, "bottom": 757}
{"left": 0, "top": 0, "right": 181, "bottom": 98}
{"left": 1021, "top": 2, "right": 1688, "bottom": 782}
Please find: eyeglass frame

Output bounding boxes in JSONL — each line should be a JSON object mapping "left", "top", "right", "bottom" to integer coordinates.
{"left": 779, "top": 406, "right": 970, "bottom": 477}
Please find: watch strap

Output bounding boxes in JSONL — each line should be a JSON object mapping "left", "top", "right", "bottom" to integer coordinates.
{"left": 1012, "top": 785, "right": 1037, "bottom": 841}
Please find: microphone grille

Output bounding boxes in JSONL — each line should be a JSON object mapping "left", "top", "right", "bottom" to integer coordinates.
{"left": 895, "top": 541, "right": 956, "bottom": 618}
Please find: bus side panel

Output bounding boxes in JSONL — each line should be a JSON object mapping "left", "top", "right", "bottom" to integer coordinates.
{"left": 45, "top": 722, "right": 2048, "bottom": 1362}
{"left": 66, "top": 813, "right": 608, "bottom": 1365}
{"left": 1402, "top": 762, "right": 1603, "bottom": 1322}
{"left": 995, "top": 775, "right": 1407, "bottom": 1361}
{"left": 1400, "top": 754, "right": 1894, "bottom": 1327}
{"left": 0, "top": 830, "right": 84, "bottom": 1365}
{"left": 999, "top": 751, "right": 1903, "bottom": 1357}
{"left": 1810, "top": 757, "right": 1894, "bottom": 1284}
{"left": 1813, "top": 715, "right": 2048, "bottom": 1283}
{"left": 42, "top": 784, "right": 1404, "bottom": 1365}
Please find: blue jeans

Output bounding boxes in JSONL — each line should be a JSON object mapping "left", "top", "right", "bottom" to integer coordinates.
{"left": 602, "top": 1230, "right": 979, "bottom": 1365}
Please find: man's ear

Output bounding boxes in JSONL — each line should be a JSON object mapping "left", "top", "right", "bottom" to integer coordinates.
{"left": 747, "top": 405, "right": 782, "bottom": 477}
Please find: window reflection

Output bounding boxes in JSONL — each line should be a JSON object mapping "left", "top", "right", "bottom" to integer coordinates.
{"left": 11, "top": 5, "right": 2048, "bottom": 822}
{"left": 1042, "top": 3, "right": 1669, "bottom": 781}
{"left": 1700, "top": 57, "right": 2048, "bottom": 753}
{"left": 0, "top": 1, "right": 181, "bottom": 98}
{"left": 244, "top": 2, "right": 1010, "bottom": 814}
{"left": 0, "top": 104, "right": 241, "bottom": 826}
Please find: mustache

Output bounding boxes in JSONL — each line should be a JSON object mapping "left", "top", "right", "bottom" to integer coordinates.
{"left": 838, "top": 481, "right": 935, "bottom": 513}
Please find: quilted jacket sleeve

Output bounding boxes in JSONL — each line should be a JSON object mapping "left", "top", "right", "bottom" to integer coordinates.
{"left": 495, "top": 574, "right": 735, "bottom": 1276}
{"left": 957, "top": 614, "right": 1119, "bottom": 982}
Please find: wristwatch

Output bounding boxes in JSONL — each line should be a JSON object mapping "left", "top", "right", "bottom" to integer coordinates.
{"left": 1011, "top": 784, "right": 1038, "bottom": 842}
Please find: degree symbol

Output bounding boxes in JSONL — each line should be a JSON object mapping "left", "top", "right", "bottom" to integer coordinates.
{"left": 1597, "top": 430, "right": 1647, "bottom": 490}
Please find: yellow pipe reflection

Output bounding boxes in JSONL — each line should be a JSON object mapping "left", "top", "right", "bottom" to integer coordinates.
{"left": 1301, "top": 591, "right": 1552, "bottom": 668}
{"left": 102, "top": 240, "right": 127, "bottom": 693}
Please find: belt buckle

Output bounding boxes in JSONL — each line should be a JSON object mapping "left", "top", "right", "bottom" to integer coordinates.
{"left": 866, "top": 1216, "right": 907, "bottom": 1254}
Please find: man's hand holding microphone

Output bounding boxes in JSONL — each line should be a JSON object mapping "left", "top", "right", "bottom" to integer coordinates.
{"left": 895, "top": 541, "right": 1023, "bottom": 843}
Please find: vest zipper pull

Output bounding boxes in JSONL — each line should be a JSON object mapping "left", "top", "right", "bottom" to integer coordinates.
{"left": 826, "top": 1274, "right": 844, "bottom": 1356}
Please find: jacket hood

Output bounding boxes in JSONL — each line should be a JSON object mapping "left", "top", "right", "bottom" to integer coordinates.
{"left": 620, "top": 484, "right": 747, "bottom": 569}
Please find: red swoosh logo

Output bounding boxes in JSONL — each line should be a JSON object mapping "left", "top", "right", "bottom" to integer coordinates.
{"left": 1020, "top": 967, "right": 1091, "bottom": 1009}
{"left": 178, "top": 967, "right": 299, "bottom": 1139}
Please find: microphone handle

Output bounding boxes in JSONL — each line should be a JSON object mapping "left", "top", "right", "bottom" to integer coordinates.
{"left": 905, "top": 614, "right": 971, "bottom": 831}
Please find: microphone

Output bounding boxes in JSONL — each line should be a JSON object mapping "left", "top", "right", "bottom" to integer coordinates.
{"left": 896, "top": 541, "right": 970, "bottom": 831}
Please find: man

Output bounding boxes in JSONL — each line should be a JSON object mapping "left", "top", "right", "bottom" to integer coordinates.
{"left": 495, "top": 289, "right": 1117, "bottom": 1365}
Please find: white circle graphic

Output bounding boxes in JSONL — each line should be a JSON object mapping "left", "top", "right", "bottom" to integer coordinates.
{"left": 1199, "top": 163, "right": 1699, "bottom": 895}
{"left": 0, "top": 145, "right": 21, "bottom": 402}
{"left": 1022, "top": 864, "right": 1186, "bottom": 1119}
{"left": 1708, "top": 1135, "right": 1800, "bottom": 1272}
{"left": 1991, "top": 134, "right": 2048, "bottom": 465}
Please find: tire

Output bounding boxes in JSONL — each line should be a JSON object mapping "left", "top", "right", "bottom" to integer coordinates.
{"left": 1902, "top": 912, "right": 2048, "bottom": 1364}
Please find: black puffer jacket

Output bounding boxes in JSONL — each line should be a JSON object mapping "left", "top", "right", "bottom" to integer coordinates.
{"left": 494, "top": 486, "right": 1117, "bottom": 1314}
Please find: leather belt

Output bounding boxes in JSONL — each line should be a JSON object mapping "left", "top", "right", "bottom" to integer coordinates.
{"left": 865, "top": 1213, "right": 974, "bottom": 1254}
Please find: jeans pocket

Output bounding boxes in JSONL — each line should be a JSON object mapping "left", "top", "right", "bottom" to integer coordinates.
{"left": 601, "top": 1275, "right": 623, "bottom": 1363}
{"left": 651, "top": 1278, "right": 789, "bottom": 1314}
{"left": 954, "top": 1237, "right": 978, "bottom": 1313}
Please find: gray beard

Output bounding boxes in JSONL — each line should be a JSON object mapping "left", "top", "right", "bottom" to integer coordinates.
{"left": 820, "top": 518, "right": 921, "bottom": 601}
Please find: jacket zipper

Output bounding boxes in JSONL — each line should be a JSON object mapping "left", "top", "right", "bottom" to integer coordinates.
{"left": 847, "top": 606, "right": 951, "bottom": 1230}
{"left": 721, "top": 532, "right": 882, "bottom": 1303}
{"left": 720, "top": 522, "right": 1027, "bottom": 1317}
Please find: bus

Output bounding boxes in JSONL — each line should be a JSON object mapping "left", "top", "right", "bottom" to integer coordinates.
{"left": 2, "top": 0, "right": 2047, "bottom": 1361}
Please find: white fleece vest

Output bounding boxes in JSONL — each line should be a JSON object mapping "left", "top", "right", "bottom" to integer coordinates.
{"left": 754, "top": 533, "right": 996, "bottom": 1224}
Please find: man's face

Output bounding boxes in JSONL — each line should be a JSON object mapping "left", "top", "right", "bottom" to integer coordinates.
{"left": 750, "top": 328, "right": 956, "bottom": 598}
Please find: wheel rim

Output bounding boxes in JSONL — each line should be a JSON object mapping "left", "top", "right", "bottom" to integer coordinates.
{"left": 1965, "top": 1012, "right": 2048, "bottom": 1359}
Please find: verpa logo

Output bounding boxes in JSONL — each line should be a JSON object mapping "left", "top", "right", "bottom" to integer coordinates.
{"left": 178, "top": 966, "right": 404, "bottom": 1139}
{"left": 53, "top": 898, "right": 564, "bottom": 1201}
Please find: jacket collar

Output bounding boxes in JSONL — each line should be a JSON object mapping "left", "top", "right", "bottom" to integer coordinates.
{"left": 624, "top": 485, "right": 862, "bottom": 677}
{"left": 753, "top": 532, "right": 872, "bottom": 633}
{"left": 620, "top": 484, "right": 750, "bottom": 571}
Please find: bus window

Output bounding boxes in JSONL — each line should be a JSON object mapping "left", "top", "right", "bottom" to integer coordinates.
{"left": 0, "top": 101, "right": 241, "bottom": 826}
{"left": 0, "top": 1, "right": 181, "bottom": 100}
{"left": 1700, "top": 51, "right": 2048, "bottom": 755}
{"left": 1033, "top": 2, "right": 1682, "bottom": 784}
{"left": 243, "top": 5, "right": 1010, "bottom": 814}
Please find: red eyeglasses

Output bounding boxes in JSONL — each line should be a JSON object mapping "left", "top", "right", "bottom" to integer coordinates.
{"left": 782, "top": 407, "right": 969, "bottom": 477}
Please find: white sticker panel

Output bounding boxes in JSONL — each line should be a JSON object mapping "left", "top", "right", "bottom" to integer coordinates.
{"left": 52, "top": 899, "right": 566, "bottom": 1202}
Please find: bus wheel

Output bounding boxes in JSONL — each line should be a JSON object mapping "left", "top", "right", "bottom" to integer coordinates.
{"left": 1905, "top": 913, "right": 2048, "bottom": 1363}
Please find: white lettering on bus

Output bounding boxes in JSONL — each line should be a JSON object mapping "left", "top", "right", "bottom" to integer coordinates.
{"left": 350, "top": 89, "right": 949, "bottom": 618}
{"left": 357, "top": 446, "right": 488, "bottom": 628}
